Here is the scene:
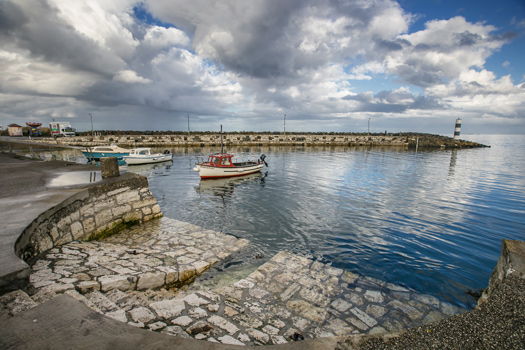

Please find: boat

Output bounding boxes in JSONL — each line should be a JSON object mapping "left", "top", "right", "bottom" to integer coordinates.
{"left": 192, "top": 125, "right": 267, "bottom": 179}
{"left": 123, "top": 148, "right": 173, "bottom": 165}
{"left": 81, "top": 144, "right": 130, "bottom": 161}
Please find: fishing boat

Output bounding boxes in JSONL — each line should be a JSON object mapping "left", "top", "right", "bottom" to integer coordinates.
{"left": 81, "top": 144, "right": 130, "bottom": 161}
{"left": 192, "top": 125, "right": 267, "bottom": 178}
{"left": 123, "top": 148, "right": 173, "bottom": 165}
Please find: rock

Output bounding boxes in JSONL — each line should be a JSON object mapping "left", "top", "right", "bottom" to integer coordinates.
{"left": 218, "top": 335, "right": 245, "bottom": 346}
{"left": 331, "top": 298, "right": 352, "bottom": 312}
{"left": 186, "top": 321, "right": 213, "bottom": 335}
{"left": 364, "top": 290, "right": 384, "bottom": 303}
{"left": 137, "top": 271, "right": 166, "bottom": 290}
{"left": 129, "top": 307, "right": 156, "bottom": 323}
{"left": 208, "top": 315, "right": 239, "bottom": 335}
{"left": 98, "top": 275, "right": 136, "bottom": 292}
{"left": 350, "top": 307, "right": 378, "bottom": 327}
{"left": 246, "top": 328, "right": 270, "bottom": 344}
{"left": 183, "top": 294, "right": 209, "bottom": 307}
{"left": 150, "top": 299, "right": 185, "bottom": 319}
{"left": 0, "top": 290, "right": 38, "bottom": 316}
{"left": 172, "top": 316, "right": 194, "bottom": 327}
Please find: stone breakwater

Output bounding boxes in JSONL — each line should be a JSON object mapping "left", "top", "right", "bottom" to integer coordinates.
{"left": 2, "top": 218, "right": 463, "bottom": 347}
{"left": 15, "top": 173, "right": 162, "bottom": 264}
{"left": 28, "top": 132, "right": 488, "bottom": 149}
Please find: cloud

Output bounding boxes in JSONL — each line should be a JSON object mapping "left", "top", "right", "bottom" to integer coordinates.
{"left": 0, "top": 0, "right": 523, "bottom": 134}
{"left": 113, "top": 70, "right": 152, "bottom": 84}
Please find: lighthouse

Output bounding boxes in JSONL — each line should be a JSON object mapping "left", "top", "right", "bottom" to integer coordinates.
{"left": 453, "top": 118, "right": 462, "bottom": 140}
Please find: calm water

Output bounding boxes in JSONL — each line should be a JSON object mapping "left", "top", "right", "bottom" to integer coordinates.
{"left": 29, "top": 134, "right": 524, "bottom": 309}
{"left": 128, "top": 134, "right": 523, "bottom": 309}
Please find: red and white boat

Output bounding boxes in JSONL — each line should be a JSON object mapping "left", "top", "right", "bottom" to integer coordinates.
{"left": 192, "top": 125, "right": 267, "bottom": 179}
{"left": 193, "top": 153, "right": 266, "bottom": 179}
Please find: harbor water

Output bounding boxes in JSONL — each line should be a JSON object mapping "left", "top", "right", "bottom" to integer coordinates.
{"left": 24, "top": 134, "right": 525, "bottom": 309}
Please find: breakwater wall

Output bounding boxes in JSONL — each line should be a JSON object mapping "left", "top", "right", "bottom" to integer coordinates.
{"left": 30, "top": 132, "right": 487, "bottom": 149}
{"left": 15, "top": 173, "right": 162, "bottom": 263}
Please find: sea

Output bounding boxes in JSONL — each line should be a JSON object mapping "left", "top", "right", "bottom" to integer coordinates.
{"left": 27, "top": 134, "right": 525, "bottom": 309}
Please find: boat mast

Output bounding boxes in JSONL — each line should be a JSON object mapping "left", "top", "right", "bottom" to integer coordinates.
{"left": 220, "top": 125, "right": 223, "bottom": 154}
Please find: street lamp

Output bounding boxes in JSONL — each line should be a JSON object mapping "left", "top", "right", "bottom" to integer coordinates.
{"left": 89, "top": 114, "right": 93, "bottom": 136}
{"left": 368, "top": 118, "right": 371, "bottom": 135}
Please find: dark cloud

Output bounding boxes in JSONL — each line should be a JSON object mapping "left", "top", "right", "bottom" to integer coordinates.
{"left": 0, "top": 1, "right": 29, "bottom": 34}
{"left": 0, "top": 0, "right": 124, "bottom": 77}
{"left": 455, "top": 31, "right": 482, "bottom": 46}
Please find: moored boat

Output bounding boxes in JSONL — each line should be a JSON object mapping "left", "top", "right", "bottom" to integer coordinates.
{"left": 193, "top": 125, "right": 268, "bottom": 179}
{"left": 81, "top": 144, "right": 130, "bottom": 161}
{"left": 123, "top": 148, "right": 173, "bottom": 165}
{"left": 193, "top": 153, "right": 266, "bottom": 178}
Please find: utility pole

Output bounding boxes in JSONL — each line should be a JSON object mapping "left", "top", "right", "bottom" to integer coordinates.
{"left": 368, "top": 118, "right": 371, "bottom": 136}
{"left": 187, "top": 114, "right": 190, "bottom": 136}
{"left": 89, "top": 114, "right": 93, "bottom": 136}
{"left": 284, "top": 113, "right": 286, "bottom": 135}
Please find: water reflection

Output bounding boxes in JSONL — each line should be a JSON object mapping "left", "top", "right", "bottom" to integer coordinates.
{"left": 48, "top": 171, "right": 102, "bottom": 187}
{"left": 195, "top": 172, "right": 266, "bottom": 200}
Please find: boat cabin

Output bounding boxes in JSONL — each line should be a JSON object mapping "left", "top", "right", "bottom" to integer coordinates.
{"left": 205, "top": 153, "right": 235, "bottom": 167}
{"left": 129, "top": 148, "right": 152, "bottom": 156}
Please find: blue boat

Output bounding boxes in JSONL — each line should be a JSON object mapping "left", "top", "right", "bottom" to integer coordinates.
{"left": 81, "top": 144, "right": 130, "bottom": 161}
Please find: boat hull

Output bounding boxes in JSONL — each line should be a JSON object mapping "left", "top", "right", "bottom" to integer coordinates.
{"left": 81, "top": 151, "right": 129, "bottom": 161}
{"left": 193, "top": 163, "right": 263, "bottom": 178}
{"left": 124, "top": 154, "right": 173, "bottom": 165}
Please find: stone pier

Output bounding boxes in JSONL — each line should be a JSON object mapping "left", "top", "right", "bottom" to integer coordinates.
{"left": 2, "top": 218, "right": 464, "bottom": 347}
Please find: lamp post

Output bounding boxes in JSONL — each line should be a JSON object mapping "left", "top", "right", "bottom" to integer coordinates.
{"left": 89, "top": 114, "right": 93, "bottom": 136}
{"left": 368, "top": 118, "right": 371, "bottom": 136}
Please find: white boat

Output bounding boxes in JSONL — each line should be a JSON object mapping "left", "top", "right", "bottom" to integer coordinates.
{"left": 192, "top": 126, "right": 267, "bottom": 178}
{"left": 193, "top": 153, "right": 266, "bottom": 178}
{"left": 81, "top": 144, "right": 130, "bottom": 161}
{"left": 123, "top": 148, "right": 173, "bottom": 165}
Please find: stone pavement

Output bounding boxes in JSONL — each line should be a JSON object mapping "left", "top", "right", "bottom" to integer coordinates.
{"left": 0, "top": 152, "right": 99, "bottom": 288}
{"left": 2, "top": 217, "right": 463, "bottom": 347}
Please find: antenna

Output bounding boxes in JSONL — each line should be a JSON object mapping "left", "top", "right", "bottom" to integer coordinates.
{"left": 220, "top": 125, "right": 224, "bottom": 154}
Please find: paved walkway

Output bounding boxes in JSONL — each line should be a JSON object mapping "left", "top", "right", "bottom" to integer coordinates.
{"left": 0, "top": 152, "right": 99, "bottom": 288}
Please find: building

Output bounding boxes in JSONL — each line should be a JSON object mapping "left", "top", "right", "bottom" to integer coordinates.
{"left": 7, "top": 124, "right": 23, "bottom": 137}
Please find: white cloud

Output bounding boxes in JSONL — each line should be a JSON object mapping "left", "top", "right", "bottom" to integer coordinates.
{"left": 113, "top": 70, "right": 152, "bottom": 84}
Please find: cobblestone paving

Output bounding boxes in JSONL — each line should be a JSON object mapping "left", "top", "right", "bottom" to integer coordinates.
{"left": 13, "top": 218, "right": 465, "bottom": 346}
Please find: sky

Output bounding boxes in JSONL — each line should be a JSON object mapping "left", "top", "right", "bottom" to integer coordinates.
{"left": 1, "top": 0, "right": 524, "bottom": 135}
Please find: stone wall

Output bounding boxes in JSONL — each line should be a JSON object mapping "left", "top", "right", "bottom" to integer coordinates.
{"left": 32, "top": 134, "right": 409, "bottom": 148}
{"left": 478, "top": 239, "right": 525, "bottom": 306}
{"left": 15, "top": 173, "right": 162, "bottom": 262}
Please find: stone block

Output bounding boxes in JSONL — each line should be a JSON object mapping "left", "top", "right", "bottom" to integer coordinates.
{"left": 116, "top": 190, "right": 140, "bottom": 205}
{"left": 179, "top": 265, "right": 195, "bottom": 282}
{"left": 82, "top": 217, "right": 95, "bottom": 234}
{"left": 100, "top": 157, "right": 120, "bottom": 178}
{"left": 150, "top": 299, "right": 186, "bottom": 319}
{"left": 76, "top": 281, "right": 100, "bottom": 294}
{"left": 95, "top": 209, "right": 113, "bottom": 227}
{"left": 208, "top": 315, "right": 239, "bottom": 335}
{"left": 129, "top": 306, "right": 156, "bottom": 323}
{"left": 137, "top": 271, "right": 166, "bottom": 290}
{"left": 70, "top": 221, "right": 84, "bottom": 240}
{"left": 112, "top": 204, "right": 132, "bottom": 218}
{"left": 99, "top": 274, "right": 136, "bottom": 292}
